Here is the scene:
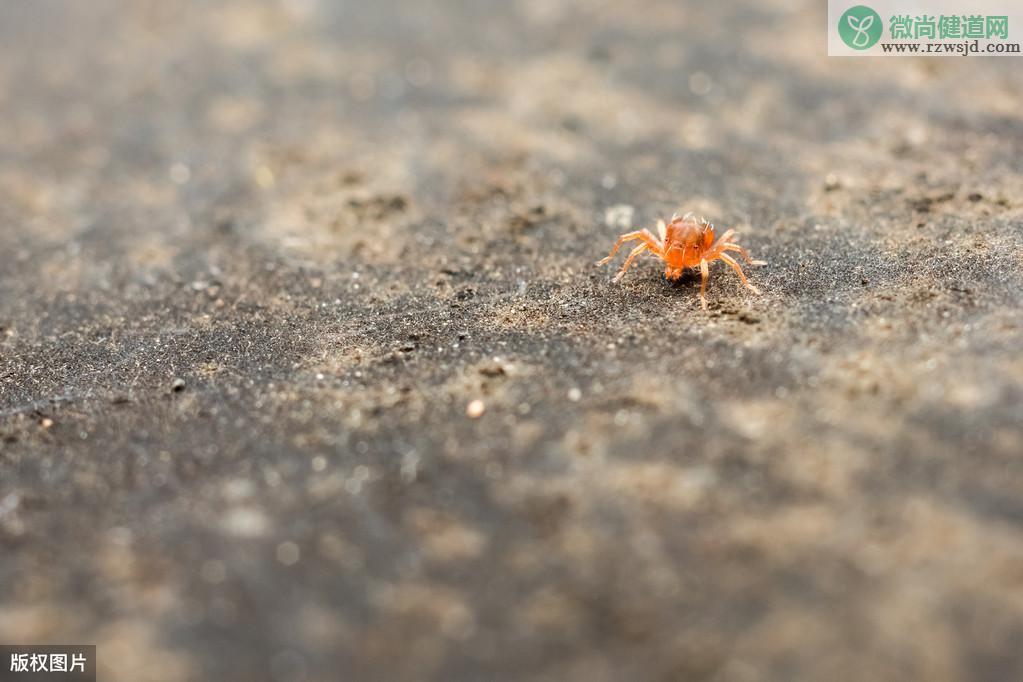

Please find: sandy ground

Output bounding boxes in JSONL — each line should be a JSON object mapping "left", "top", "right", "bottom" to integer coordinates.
{"left": 1, "top": 1, "right": 1022, "bottom": 680}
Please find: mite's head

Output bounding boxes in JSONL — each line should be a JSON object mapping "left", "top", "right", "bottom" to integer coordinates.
{"left": 662, "top": 212, "right": 715, "bottom": 267}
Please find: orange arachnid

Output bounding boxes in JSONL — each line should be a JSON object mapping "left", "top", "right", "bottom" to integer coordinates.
{"left": 597, "top": 212, "right": 765, "bottom": 310}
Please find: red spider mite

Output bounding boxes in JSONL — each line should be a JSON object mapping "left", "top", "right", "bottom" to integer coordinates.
{"left": 597, "top": 211, "right": 765, "bottom": 310}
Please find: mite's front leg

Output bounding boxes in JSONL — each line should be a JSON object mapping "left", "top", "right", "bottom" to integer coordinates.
{"left": 699, "top": 258, "right": 710, "bottom": 310}
{"left": 596, "top": 231, "right": 643, "bottom": 266}
{"left": 720, "top": 253, "right": 761, "bottom": 294}
{"left": 721, "top": 243, "right": 766, "bottom": 266}
{"left": 596, "top": 230, "right": 662, "bottom": 266}
{"left": 612, "top": 244, "right": 649, "bottom": 282}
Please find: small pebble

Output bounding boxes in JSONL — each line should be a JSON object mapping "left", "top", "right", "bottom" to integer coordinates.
{"left": 276, "top": 542, "right": 301, "bottom": 566}
{"left": 604, "top": 203, "right": 634, "bottom": 229}
{"left": 688, "top": 71, "right": 712, "bottom": 96}
{"left": 567, "top": 388, "right": 582, "bottom": 402}
{"left": 466, "top": 400, "right": 486, "bottom": 419}
{"left": 171, "top": 378, "right": 186, "bottom": 392}
{"left": 253, "top": 165, "right": 275, "bottom": 188}
{"left": 169, "top": 162, "right": 191, "bottom": 184}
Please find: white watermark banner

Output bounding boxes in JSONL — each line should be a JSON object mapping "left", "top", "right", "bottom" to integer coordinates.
{"left": 828, "top": 0, "right": 1022, "bottom": 56}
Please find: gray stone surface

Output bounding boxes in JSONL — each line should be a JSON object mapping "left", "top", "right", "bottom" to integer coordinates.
{"left": 1, "top": 1, "right": 1022, "bottom": 680}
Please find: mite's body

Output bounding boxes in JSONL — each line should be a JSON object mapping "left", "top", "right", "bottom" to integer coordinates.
{"left": 598, "top": 212, "right": 765, "bottom": 309}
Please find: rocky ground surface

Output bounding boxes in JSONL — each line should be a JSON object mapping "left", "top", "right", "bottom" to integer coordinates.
{"left": 1, "top": 1, "right": 1022, "bottom": 680}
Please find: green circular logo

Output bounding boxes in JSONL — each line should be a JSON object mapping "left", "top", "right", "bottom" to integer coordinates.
{"left": 838, "top": 5, "right": 882, "bottom": 49}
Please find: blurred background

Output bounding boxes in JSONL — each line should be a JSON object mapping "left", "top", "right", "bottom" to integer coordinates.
{"left": 1, "top": 1, "right": 1022, "bottom": 681}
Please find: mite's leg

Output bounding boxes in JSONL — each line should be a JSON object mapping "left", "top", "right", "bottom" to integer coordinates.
{"left": 711, "top": 229, "right": 735, "bottom": 251}
{"left": 640, "top": 229, "right": 664, "bottom": 253}
{"left": 596, "top": 230, "right": 662, "bottom": 266}
{"left": 722, "top": 243, "right": 766, "bottom": 266}
{"left": 612, "top": 244, "right": 649, "bottom": 283}
{"left": 720, "top": 253, "right": 761, "bottom": 294}
{"left": 699, "top": 258, "right": 710, "bottom": 310}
